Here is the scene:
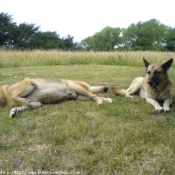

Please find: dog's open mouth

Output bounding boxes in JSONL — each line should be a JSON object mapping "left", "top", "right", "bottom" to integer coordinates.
{"left": 149, "top": 82, "right": 159, "bottom": 89}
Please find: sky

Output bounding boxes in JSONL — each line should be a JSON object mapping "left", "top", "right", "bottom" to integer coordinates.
{"left": 1, "top": 0, "right": 175, "bottom": 42}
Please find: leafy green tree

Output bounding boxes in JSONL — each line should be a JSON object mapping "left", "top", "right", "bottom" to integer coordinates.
{"left": 80, "top": 36, "right": 93, "bottom": 51}
{"left": 32, "top": 33, "right": 77, "bottom": 50}
{"left": 123, "top": 19, "right": 166, "bottom": 50}
{"left": 163, "top": 27, "right": 175, "bottom": 51}
{"left": 1, "top": 12, "right": 174, "bottom": 51}
{"left": 32, "top": 31, "right": 63, "bottom": 49}
{"left": 62, "top": 34, "right": 75, "bottom": 50}
{"left": 14, "top": 23, "right": 40, "bottom": 49}
{"left": 81, "top": 26, "right": 122, "bottom": 51}
{"left": 0, "top": 12, "right": 17, "bottom": 48}
{"left": 0, "top": 12, "right": 78, "bottom": 50}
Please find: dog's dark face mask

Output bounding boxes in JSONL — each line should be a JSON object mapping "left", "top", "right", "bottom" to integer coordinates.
{"left": 146, "top": 66, "right": 162, "bottom": 89}
{"left": 143, "top": 57, "right": 173, "bottom": 89}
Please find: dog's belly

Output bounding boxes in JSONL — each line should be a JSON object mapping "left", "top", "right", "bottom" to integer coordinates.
{"left": 27, "top": 81, "right": 77, "bottom": 103}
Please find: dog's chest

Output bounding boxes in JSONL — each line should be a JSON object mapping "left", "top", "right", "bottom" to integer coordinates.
{"left": 148, "top": 86, "right": 170, "bottom": 100}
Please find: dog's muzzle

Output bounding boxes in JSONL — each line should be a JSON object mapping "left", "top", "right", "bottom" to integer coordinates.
{"left": 148, "top": 80, "right": 159, "bottom": 89}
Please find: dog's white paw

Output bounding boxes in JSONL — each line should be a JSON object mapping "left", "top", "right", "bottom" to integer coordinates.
{"left": 163, "top": 106, "right": 171, "bottom": 112}
{"left": 97, "top": 99, "right": 104, "bottom": 105}
{"left": 155, "top": 106, "right": 163, "bottom": 112}
{"left": 107, "top": 98, "right": 113, "bottom": 103}
{"left": 10, "top": 107, "right": 18, "bottom": 118}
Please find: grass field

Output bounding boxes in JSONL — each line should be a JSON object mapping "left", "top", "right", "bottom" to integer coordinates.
{"left": 0, "top": 50, "right": 175, "bottom": 67}
{"left": 0, "top": 51, "right": 175, "bottom": 174}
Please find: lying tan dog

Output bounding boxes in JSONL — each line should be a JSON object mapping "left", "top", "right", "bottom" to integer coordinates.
{"left": 0, "top": 78, "right": 113, "bottom": 117}
{"left": 111, "top": 58, "right": 173, "bottom": 111}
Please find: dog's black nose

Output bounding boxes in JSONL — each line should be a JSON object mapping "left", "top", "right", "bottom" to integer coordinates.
{"left": 148, "top": 81, "right": 154, "bottom": 88}
{"left": 148, "top": 81, "right": 152, "bottom": 86}
{"left": 148, "top": 80, "right": 158, "bottom": 89}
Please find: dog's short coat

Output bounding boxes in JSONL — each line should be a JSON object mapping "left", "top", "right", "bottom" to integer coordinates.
{"left": 0, "top": 78, "right": 113, "bottom": 117}
{"left": 111, "top": 58, "right": 173, "bottom": 111}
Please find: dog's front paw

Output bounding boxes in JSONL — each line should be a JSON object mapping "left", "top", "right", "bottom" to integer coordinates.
{"left": 10, "top": 107, "right": 18, "bottom": 118}
{"left": 155, "top": 106, "right": 163, "bottom": 112}
{"left": 163, "top": 107, "right": 171, "bottom": 112}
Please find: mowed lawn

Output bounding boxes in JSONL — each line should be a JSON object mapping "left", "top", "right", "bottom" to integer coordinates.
{"left": 0, "top": 51, "right": 175, "bottom": 174}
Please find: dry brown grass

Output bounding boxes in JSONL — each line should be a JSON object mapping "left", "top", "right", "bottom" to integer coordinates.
{"left": 0, "top": 50, "right": 175, "bottom": 67}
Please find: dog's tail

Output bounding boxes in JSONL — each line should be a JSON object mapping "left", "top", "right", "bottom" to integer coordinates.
{"left": 110, "top": 86, "right": 127, "bottom": 96}
{"left": 110, "top": 86, "right": 133, "bottom": 98}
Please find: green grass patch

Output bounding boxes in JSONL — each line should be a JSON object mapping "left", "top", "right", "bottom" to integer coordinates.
{"left": 0, "top": 52, "right": 175, "bottom": 174}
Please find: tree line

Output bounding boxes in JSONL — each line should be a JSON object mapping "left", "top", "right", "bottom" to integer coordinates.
{"left": 0, "top": 12, "right": 79, "bottom": 50}
{"left": 0, "top": 12, "right": 175, "bottom": 51}
{"left": 81, "top": 19, "right": 175, "bottom": 51}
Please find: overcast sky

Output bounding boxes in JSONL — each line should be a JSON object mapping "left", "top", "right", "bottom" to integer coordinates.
{"left": 1, "top": 0, "right": 175, "bottom": 42}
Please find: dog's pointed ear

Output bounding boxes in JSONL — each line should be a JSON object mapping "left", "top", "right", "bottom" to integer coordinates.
{"left": 162, "top": 58, "right": 173, "bottom": 72}
{"left": 143, "top": 57, "right": 150, "bottom": 68}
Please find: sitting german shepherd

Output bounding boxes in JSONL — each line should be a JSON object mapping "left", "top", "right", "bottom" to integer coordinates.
{"left": 111, "top": 58, "right": 173, "bottom": 111}
{"left": 0, "top": 78, "right": 113, "bottom": 117}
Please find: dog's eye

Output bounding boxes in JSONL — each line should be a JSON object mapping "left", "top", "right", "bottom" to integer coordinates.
{"left": 147, "top": 71, "right": 151, "bottom": 74}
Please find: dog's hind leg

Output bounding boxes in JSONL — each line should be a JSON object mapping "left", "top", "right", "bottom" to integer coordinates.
{"left": 125, "top": 77, "right": 143, "bottom": 96}
{"left": 87, "top": 86, "right": 113, "bottom": 103}
{"left": 100, "top": 97, "right": 113, "bottom": 103}
{"left": 89, "top": 86, "right": 109, "bottom": 93}
{"left": 8, "top": 78, "right": 37, "bottom": 98}
{"left": 77, "top": 95, "right": 113, "bottom": 104}
{"left": 18, "top": 81, "right": 37, "bottom": 97}
{"left": 76, "top": 93, "right": 103, "bottom": 105}
{"left": 75, "top": 81, "right": 109, "bottom": 94}
{"left": 69, "top": 82, "right": 111, "bottom": 105}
